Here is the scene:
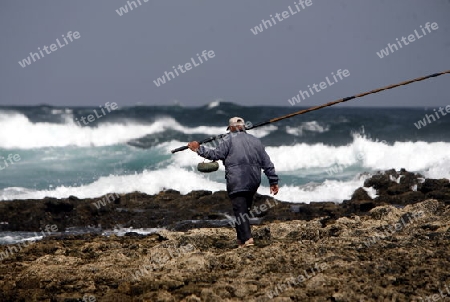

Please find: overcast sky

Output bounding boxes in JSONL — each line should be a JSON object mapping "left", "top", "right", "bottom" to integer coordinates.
{"left": 1, "top": 0, "right": 449, "bottom": 107}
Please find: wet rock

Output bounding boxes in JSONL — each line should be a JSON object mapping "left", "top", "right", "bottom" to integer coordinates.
{"left": 398, "top": 191, "right": 426, "bottom": 203}
{"left": 364, "top": 169, "right": 425, "bottom": 197}
{"left": 419, "top": 179, "right": 450, "bottom": 194}
{"left": 45, "top": 199, "right": 74, "bottom": 213}
{"left": 0, "top": 169, "right": 448, "bottom": 238}
{"left": 425, "top": 190, "right": 450, "bottom": 203}
{"left": 124, "top": 232, "right": 145, "bottom": 238}
{"left": 187, "top": 190, "right": 213, "bottom": 199}
{"left": 350, "top": 187, "right": 373, "bottom": 201}
{"left": 2, "top": 199, "right": 448, "bottom": 301}
{"left": 345, "top": 200, "right": 377, "bottom": 214}
{"left": 364, "top": 169, "right": 396, "bottom": 192}
{"left": 253, "top": 226, "right": 271, "bottom": 241}
{"left": 387, "top": 184, "right": 410, "bottom": 195}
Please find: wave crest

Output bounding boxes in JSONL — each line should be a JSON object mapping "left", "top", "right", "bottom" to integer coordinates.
{"left": 0, "top": 112, "right": 275, "bottom": 149}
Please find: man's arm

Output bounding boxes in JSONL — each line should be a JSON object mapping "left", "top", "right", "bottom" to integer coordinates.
{"left": 260, "top": 146, "right": 279, "bottom": 195}
{"left": 188, "top": 136, "right": 231, "bottom": 161}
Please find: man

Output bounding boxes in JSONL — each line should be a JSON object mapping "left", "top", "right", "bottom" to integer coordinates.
{"left": 188, "top": 117, "right": 279, "bottom": 248}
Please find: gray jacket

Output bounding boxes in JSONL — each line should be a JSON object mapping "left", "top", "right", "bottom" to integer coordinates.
{"left": 197, "top": 131, "right": 278, "bottom": 195}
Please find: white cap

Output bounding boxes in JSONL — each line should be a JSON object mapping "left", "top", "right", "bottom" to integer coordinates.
{"left": 227, "top": 117, "right": 245, "bottom": 130}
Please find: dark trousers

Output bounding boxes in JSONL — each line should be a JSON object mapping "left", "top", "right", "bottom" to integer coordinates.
{"left": 229, "top": 191, "right": 255, "bottom": 243}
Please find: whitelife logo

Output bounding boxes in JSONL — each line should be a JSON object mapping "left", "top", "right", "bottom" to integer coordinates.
{"left": 287, "top": 69, "right": 350, "bottom": 106}
{"left": 413, "top": 105, "right": 450, "bottom": 129}
{"left": 266, "top": 262, "right": 329, "bottom": 298}
{"left": 250, "top": 0, "right": 313, "bottom": 35}
{"left": 73, "top": 102, "right": 119, "bottom": 127}
{"left": 153, "top": 50, "right": 216, "bottom": 87}
{"left": 376, "top": 22, "right": 439, "bottom": 59}
{"left": 18, "top": 31, "right": 81, "bottom": 68}
{"left": 92, "top": 193, "right": 121, "bottom": 210}
{"left": 115, "top": 0, "right": 149, "bottom": 16}
{"left": 0, "top": 224, "right": 58, "bottom": 262}
{"left": 0, "top": 154, "right": 21, "bottom": 171}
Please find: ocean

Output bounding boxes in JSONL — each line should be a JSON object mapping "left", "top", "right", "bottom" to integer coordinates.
{"left": 0, "top": 102, "right": 449, "bottom": 205}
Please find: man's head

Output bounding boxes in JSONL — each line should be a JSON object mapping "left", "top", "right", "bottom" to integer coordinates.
{"left": 227, "top": 117, "right": 245, "bottom": 132}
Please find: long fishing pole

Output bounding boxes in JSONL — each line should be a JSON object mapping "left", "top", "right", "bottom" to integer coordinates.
{"left": 171, "top": 70, "right": 450, "bottom": 154}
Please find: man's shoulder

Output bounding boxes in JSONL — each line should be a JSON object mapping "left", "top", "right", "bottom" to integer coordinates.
{"left": 236, "top": 131, "right": 257, "bottom": 139}
{"left": 228, "top": 131, "right": 262, "bottom": 144}
{"left": 239, "top": 132, "right": 264, "bottom": 146}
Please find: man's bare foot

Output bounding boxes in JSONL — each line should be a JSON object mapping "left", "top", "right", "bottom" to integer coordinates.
{"left": 238, "top": 238, "right": 254, "bottom": 248}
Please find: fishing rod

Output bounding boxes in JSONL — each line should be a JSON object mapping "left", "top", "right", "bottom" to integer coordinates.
{"left": 171, "top": 70, "right": 450, "bottom": 154}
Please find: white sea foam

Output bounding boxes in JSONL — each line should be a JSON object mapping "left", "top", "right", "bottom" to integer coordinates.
{"left": 250, "top": 125, "right": 278, "bottom": 138}
{"left": 0, "top": 136, "right": 448, "bottom": 202}
{"left": 0, "top": 112, "right": 276, "bottom": 149}
{"left": 286, "top": 121, "right": 329, "bottom": 136}
{"left": 267, "top": 136, "right": 450, "bottom": 179}
{"left": 0, "top": 166, "right": 225, "bottom": 201}
{"left": 0, "top": 168, "right": 369, "bottom": 203}
{"left": 0, "top": 235, "right": 21, "bottom": 243}
{"left": 273, "top": 175, "right": 377, "bottom": 203}
{"left": 0, "top": 233, "right": 43, "bottom": 245}
{"left": 102, "top": 227, "right": 163, "bottom": 237}
{"left": 207, "top": 101, "right": 220, "bottom": 109}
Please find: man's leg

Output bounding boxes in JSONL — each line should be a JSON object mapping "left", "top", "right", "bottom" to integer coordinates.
{"left": 245, "top": 191, "right": 255, "bottom": 214}
{"left": 243, "top": 191, "right": 256, "bottom": 243}
{"left": 230, "top": 192, "right": 254, "bottom": 243}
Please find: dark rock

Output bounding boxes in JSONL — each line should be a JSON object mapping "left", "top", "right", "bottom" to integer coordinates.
{"left": 344, "top": 200, "right": 378, "bottom": 214}
{"left": 397, "top": 191, "right": 426, "bottom": 204}
{"left": 44, "top": 199, "right": 74, "bottom": 213}
{"left": 124, "top": 232, "right": 144, "bottom": 238}
{"left": 364, "top": 169, "right": 425, "bottom": 197}
{"left": 425, "top": 190, "right": 450, "bottom": 202}
{"left": 398, "top": 169, "right": 424, "bottom": 187}
{"left": 387, "top": 184, "right": 409, "bottom": 195}
{"left": 0, "top": 169, "right": 449, "bottom": 233}
{"left": 187, "top": 190, "right": 213, "bottom": 199}
{"left": 351, "top": 187, "right": 372, "bottom": 201}
{"left": 375, "top": 191, "right": 425, "bottom": 206}
{"left": 163, "top": 189, "right": 181, "bottom": 195}
{"left": 364, "top": 172, "right": 392, "bottom": 192}
{"left": 420, "top": 179, "right": 450, "bottom": 194}
{"left": 253, "top": 227, "right": 271, "bottom": 241}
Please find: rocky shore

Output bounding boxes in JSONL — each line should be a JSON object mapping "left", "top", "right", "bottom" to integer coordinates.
{"left": 0, "top": 169, "right": 449, "bottom": 301}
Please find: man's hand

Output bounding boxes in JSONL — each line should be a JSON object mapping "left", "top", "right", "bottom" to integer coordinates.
{"left": 270, "top": 184, "right": 279, "bottom": 195}
{"left": 188, "top": 141, "right": 200, "bottom": 152}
